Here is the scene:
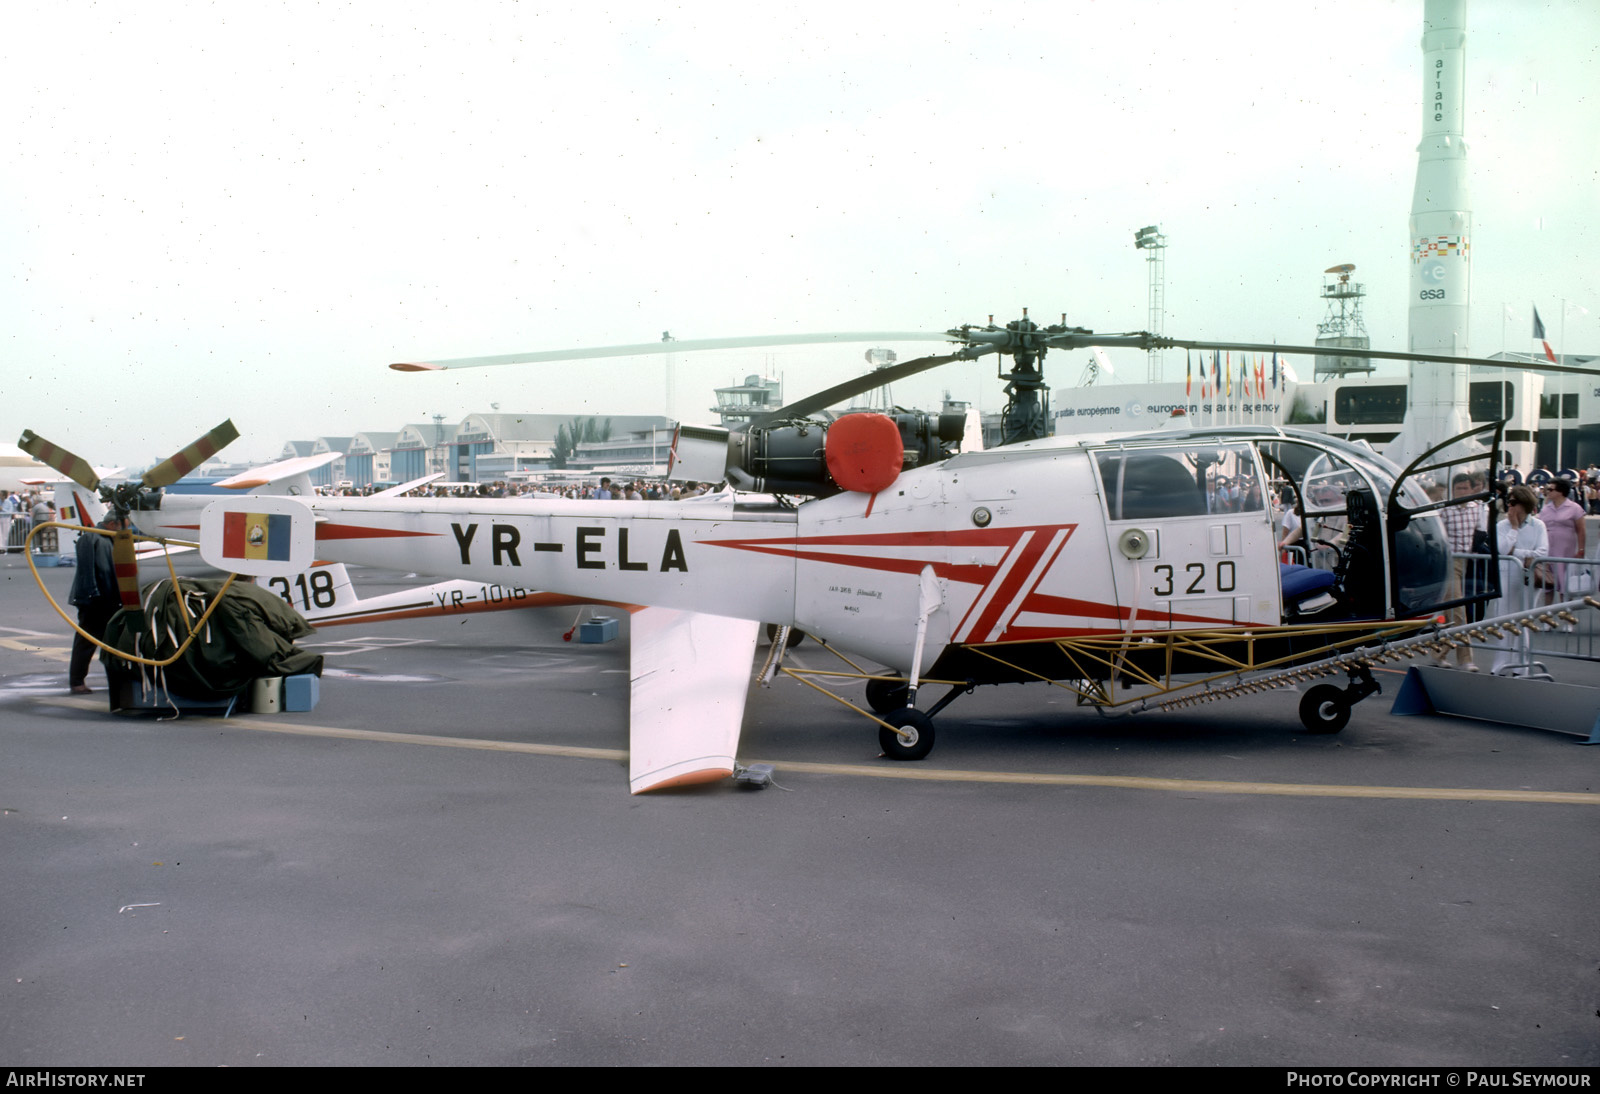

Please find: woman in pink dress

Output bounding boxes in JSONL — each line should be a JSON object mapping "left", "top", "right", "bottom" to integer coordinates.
{"left": 1539, "top": 478, "right": 1587, "bottom": 601}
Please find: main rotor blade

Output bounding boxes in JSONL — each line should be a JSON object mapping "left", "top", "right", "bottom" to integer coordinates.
{"left": 141, "top": 420, "right": 240, "bottom": 489}
{"left": 390, "top": 331, "right": 956, "bottom": 372}
{"left": 1053, "top": 332, "right": 1598, "bottom": 379}
{"left": 1164, "top": 336, "right": 1599, "bottom": 377}
{"left": 17, "top": 430, "right": 101, "bottom": 491}
{"left": 390, "top": 320, "right": 1596, "bottom": 381}
{"left": 752, "top": 354, "right": 961, "bottom": 425}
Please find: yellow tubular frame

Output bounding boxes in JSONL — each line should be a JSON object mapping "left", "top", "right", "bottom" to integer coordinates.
{"left": 776, "top": 618, "right": 1440, "bottom": 727}
{"left": 25, "top": 521, "right": 238, "bottom": 669}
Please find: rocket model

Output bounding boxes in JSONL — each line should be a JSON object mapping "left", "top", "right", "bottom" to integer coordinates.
{"left": 1392, "top": 0, "right": 1473, "bottom": 468}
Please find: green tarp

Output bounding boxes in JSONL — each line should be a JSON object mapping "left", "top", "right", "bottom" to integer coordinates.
{"left": 103, "top": 578, "right": 322, "bottom": 701}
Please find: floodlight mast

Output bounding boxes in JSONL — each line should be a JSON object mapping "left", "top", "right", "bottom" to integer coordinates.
{"left": 1134, "top": 224, "right": 1168, "bottom": 383}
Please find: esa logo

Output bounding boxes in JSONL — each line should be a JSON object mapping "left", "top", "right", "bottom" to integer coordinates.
{"left": 1417, "top": 260, "right": 1448, "bottom": 301}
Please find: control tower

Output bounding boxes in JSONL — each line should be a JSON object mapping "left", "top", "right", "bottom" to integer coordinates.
{"left": 712, "top": 374, "right": 782, "bottom": 427}
{"left": 1314, "top": 263, "right": 1373, "bottom": 379}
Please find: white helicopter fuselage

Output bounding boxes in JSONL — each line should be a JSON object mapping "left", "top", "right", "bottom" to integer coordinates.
{"left": 299, "top": 428, "right": 1382, "bottom": 675}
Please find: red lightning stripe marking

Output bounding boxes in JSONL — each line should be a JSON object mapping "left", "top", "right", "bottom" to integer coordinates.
{"left": 952, "top": 531, "right": 1033, "bottom": 641}
{"left": 701, "top": 526, "right": 1071, "bottom": 585}
{"left": 705, "top": 524, "right": 1090, "bottom": 642}
{"left": 980, "top": 527, "right": 1074, "bottom": 642}
{"left": 315, "top": 524, "right": 441, "bottom": 541}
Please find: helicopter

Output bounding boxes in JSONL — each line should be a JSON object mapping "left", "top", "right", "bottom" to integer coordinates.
{"left": 224, "top": 317, "right": 1600, "bottom": 787}
{"left": 22, "top": 316, "right": 1598, "bottom": 792}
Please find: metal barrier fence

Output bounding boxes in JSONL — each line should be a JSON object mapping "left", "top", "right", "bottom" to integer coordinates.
{"left": 1281, "top": 541, "right": 1595, "bottom": 674}
{"left": 1458, "top": 552, "right": 1598, "bottom": 674}
{"left": 3, "top": 514, "right": 31, "bottom": 553}
{"left": 3, "top": 516, "right": 60, "bottom": 554}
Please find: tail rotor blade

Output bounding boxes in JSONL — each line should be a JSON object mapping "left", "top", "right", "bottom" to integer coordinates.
{"left": 141, "top": 420, "right": 239, "bottom": 489}
{"left": 112, "top": 530, "right": 142, "bottom": 614}
{"left": 17, "top": 430, "right": 101, "bottom": 491}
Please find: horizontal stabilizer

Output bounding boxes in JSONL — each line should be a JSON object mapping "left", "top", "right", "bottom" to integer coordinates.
{"left": 273, "top": 562, "right": 609, "bottom": 627}
{"left": 629, "top": 608, "right": 761, "bottom": 794}
{"left": 215, "top": 452, "right": 342, "bottom": 492}
{"left": 371, "top": 473, "right": 443, "bottom": 498}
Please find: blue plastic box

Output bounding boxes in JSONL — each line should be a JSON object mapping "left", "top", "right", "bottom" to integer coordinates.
{"left": 282, "top": 674, "right": 320, "bottom": 712}
{"left": 578, "top": 616, "right": 619, "bottom": 643}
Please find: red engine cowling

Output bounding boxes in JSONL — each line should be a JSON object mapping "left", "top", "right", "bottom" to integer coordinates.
{"left": 823, "top": 412, "right": 904, "bottom": 494}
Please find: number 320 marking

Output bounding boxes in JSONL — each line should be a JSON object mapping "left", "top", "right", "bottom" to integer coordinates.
{"left": 1152, "top": 561, "right": 1236, "bottom": 596}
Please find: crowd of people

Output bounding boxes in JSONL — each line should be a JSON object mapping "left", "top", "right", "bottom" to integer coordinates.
{"left": 315, "top": 476, "right": 723, "bottom": 501}
{"left": 1519, "top": 463, "right": 1600, "bottom": 515}
{"left": 1, "top": 488, "right": 59, "bottom": 552}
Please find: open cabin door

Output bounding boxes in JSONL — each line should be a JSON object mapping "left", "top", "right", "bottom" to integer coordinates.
{"left": 1385, "top": 421, "right": 1504, "bottom": 616}
{"left": 1094, "top": 442, "right": 1280, "bottom": 631}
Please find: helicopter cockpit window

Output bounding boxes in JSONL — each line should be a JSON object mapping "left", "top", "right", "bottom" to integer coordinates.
{"left": 1095, "top": 445, "right": 1264, "bottom": 521}
{"left": 1301, "top": 458, "right": 1363, "bottom": 518}
{"left": 1202, "top": 445, "right": 1265, "bottom": 515}
{"left": 1295, "top": 453, "right": 1366, "bottom": 570}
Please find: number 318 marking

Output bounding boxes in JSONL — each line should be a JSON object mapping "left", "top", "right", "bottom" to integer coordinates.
{"left": 268, "top": 570, "right": 337, "bottom": 611}
{"left": 1152, "top": 561, "right": 1236, "bottom": 596}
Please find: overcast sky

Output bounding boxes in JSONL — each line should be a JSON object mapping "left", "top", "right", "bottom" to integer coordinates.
{"left": 4, "top": 0, "right": 1596, "bottom": 467}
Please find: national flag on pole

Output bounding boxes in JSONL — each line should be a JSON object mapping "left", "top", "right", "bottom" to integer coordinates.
{"left": 1225, "top": 352, "right": 1232, "bottom": 397}
{"left": 1186, "top": 351, "right": 1192, "bottom": 397}
{"left": 1271, "top": 352, "right": 1279, "bottom": 391}
{"left": 1533, "top": 306, "right": 1557, "bottom": 363}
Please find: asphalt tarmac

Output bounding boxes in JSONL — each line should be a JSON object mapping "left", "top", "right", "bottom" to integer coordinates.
{"left": 1, "top": 552, "right": 1595, "bottom": 1067}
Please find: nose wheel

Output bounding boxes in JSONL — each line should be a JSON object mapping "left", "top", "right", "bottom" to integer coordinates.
{"left": 869, "top": 681, "right": 972, "bottom": 760}
{"left": 879, "top": 708, "right": 936, "bottom": 761}
{"left": 1297, "top": 664, "right": 1379, "bottom": 734}
{"left": 1298, "top": 684, "right": 1351, "bottom": 734}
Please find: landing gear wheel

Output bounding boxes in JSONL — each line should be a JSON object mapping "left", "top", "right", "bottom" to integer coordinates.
{"left": 864, "top": 676, "right": 910, "bottom": 715}
{"left": 1299, "top": 684, "right": 1351, "bottom": 734}
{"left": 765, "top": 623, "right": 805, "bottom": 648}
{"left": 879, "top": 708, "right": 935, "bottom": 762}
